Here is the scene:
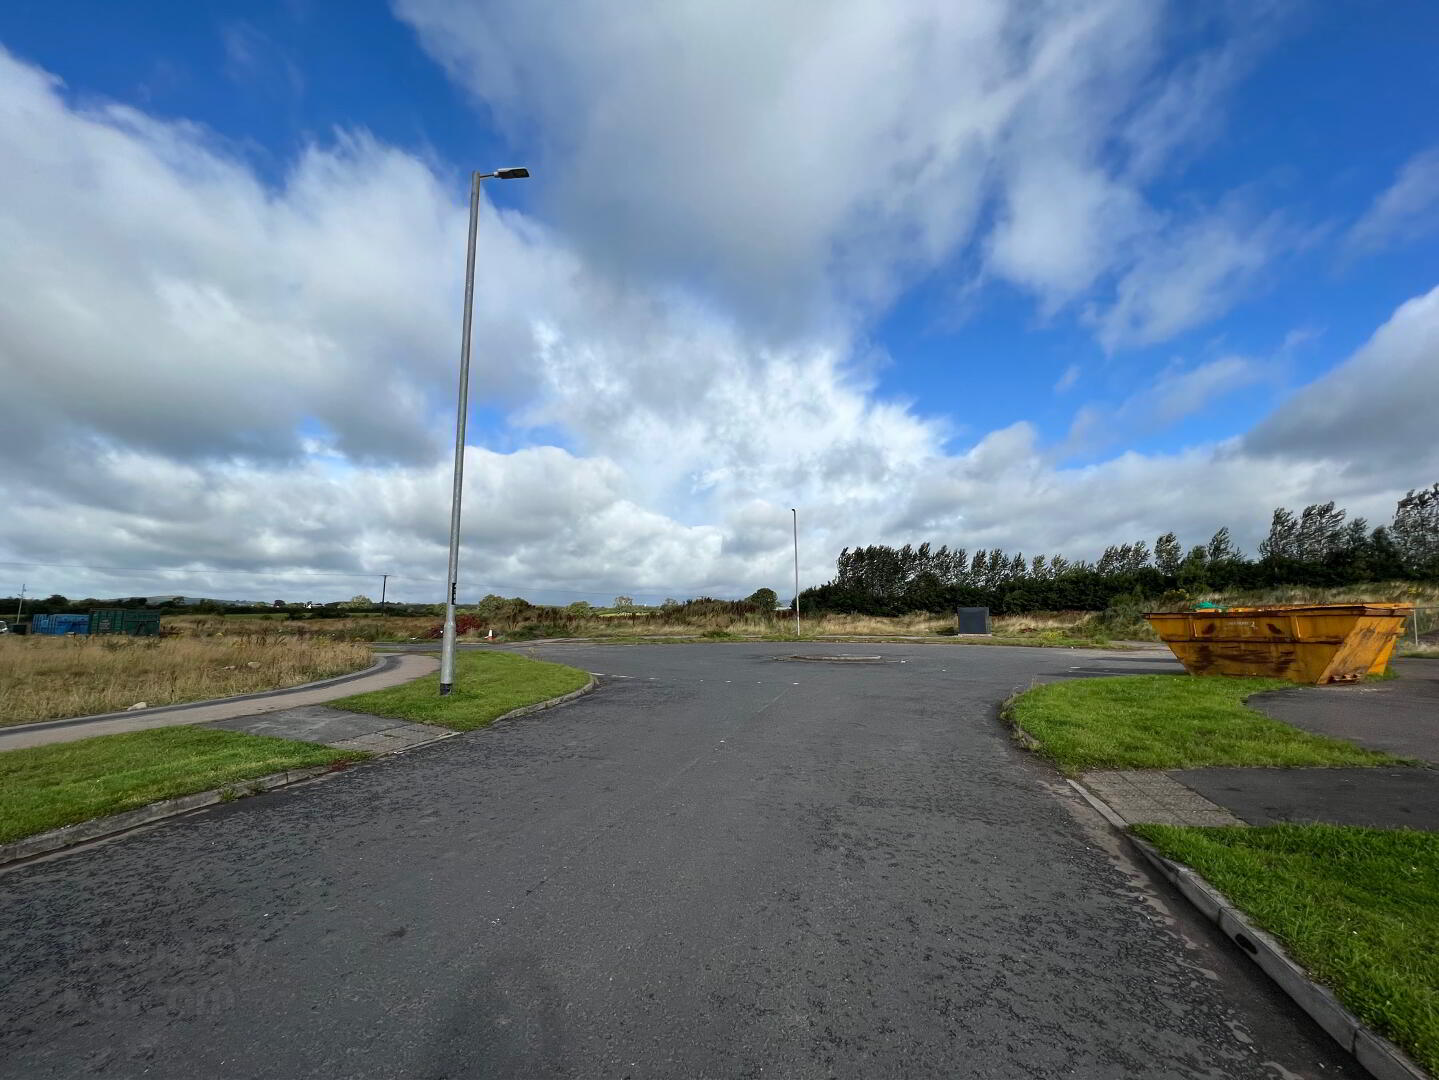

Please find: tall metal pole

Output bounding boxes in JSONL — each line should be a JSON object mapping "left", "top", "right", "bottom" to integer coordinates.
{"left": 440, "top": 172, "right": 483, "bottom": 696}
{"left": 380, "top": 574, "right": 389, "bottom": 608}
{"left": 792, "top": 509, "right": 800, "bottom": 638}
{"left": 14, "top": 584, "right": 24, "bottom": 623}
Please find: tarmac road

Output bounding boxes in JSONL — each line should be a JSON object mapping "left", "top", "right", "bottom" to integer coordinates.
{"left": 0, "top": 643, "right": 1357, "bottom": 1078}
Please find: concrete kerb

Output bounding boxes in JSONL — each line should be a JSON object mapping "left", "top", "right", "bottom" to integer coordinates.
{"left": 0, "top": 762, "right": 346, "bottom": 869}
{"left": 486, "top": 677, "right": 598, "bottom": 725}
{"left": 1066, "top": 770, "right": 1432, "bottom": 1080}
{"left": 1009, "top": 695, "right": 1433, "bottom": 1080}
{"left": 0, "top": 678, "right": 599, "bottom": 871}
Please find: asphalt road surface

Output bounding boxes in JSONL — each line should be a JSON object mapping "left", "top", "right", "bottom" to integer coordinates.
{"left": 0, "top": 643, "right": 1358, "bottom": 1079}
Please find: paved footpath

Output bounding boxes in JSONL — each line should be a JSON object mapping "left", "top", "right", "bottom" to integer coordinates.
{"left": 1248, "top": 657, "right": 1439, "bottom": 763}
{"left": 1082, "top": 659, "right": 1439, "bottom": 832}
{"left": 0, "top": 652, "right": 439, "bottom": 751}
{"left": 0, "top": 643, "right": 1356, "bottom": 1078}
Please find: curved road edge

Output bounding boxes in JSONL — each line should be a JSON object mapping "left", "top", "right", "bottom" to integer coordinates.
{"left": 1066, "top": 773, "right": 1429, "bottom": 1080}
{"left": 0, "top": 675, "right": 602, "bottom": 870}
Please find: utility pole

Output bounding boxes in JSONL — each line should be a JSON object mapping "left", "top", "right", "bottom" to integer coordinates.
{"left": 14, "top": 584, "right": 25, "bottom": 623}
{"left": 380, "top": 574, "right": 389, "bottom": 608}
{"left": 792, "top": 509, "right": 800, "bottom": 638}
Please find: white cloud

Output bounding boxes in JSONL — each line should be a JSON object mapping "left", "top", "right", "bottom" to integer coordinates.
{"left": 1243, "top": 283, "right": 1439, "bottom": 471}
{"left": 1093, "top": 207, "right": 1288, "bottom": 349}
{"left": 0, "top": 40, "right": 1432, "bottom": 610}
{"left": 1348, "top": 148, "right": 1439, "bottom": 251}
{"left": 393, "top": 0, "right": 1282, "bottom": 339}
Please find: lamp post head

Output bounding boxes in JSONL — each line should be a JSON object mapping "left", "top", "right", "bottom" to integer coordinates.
{"left": 494, "top": 167, "right": 530, "bottom": 179}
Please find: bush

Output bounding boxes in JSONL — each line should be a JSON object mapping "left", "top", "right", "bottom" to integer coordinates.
{"left": 505, "top": 623, "right": 574, "bottom": 641}
{"left": 1076, "top": 591, "right": 1156, "bottom": 641}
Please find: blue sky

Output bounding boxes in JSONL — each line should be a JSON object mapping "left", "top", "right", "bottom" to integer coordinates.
{"left": 1, "top": 1, "right": 1436, "bottom": 603}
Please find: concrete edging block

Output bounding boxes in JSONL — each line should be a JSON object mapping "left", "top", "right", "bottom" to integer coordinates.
{"left": 489, "top": 677, "right": 598, "bottom": 725}
{"left": 1, "top": 678, "right": 598, "bottom": 871}
{"left": 0, "top": 763, "right": 338, "bottom": 869}
{"left": 1074, "top": 780, "right": 1433, "bottom": 1080}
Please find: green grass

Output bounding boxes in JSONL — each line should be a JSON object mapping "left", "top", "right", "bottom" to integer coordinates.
{"left": 1134, "top": 823, "right": 1439, "bottom": 1073}
{"left": 0, "top": 727, "right": 366, "bottom": 844}
{"left": 331, "top": 650, "right": 591, "bottom": 731}
{"left": 1005, "top": 674, "right": 1403, "bottom": 775}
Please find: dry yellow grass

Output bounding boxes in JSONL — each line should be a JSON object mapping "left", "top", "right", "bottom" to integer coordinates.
{"left": 162, "top": 613, "right": 428, "bottom": 641}
{"left": 0, "top": 636, "right": 372, "bottom": 726}
{"left": 150, "top": 585, "right": 1438, "bottom": 650}
{"left": 991, "top": 612, "right": 1090, "bottom": 634}
{"left": 1199, "top": 582, "right": 1439, "bottom": 606}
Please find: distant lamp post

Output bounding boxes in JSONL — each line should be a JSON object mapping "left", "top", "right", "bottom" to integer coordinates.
{"left": 792, "top": 508, "right": 800, "bottom": 638}
{"left": 440, "top": 167, "right": 530, "bottom": 697}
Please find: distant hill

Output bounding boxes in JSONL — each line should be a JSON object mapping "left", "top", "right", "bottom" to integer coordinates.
{"left": 134, "top": 595, "right": 266, "bottom": 607}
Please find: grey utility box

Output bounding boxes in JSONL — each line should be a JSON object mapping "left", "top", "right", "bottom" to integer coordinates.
{"left": 956, "top": 607, "right": 991, "bottom": 635}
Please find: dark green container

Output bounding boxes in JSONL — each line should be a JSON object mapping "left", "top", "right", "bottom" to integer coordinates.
{"left": 89, "top": 609, "right": 162, "bottom": 636}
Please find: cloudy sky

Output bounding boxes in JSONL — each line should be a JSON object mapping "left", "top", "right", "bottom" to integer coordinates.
{"left": 1, "top": 1, "right": 1436, "bottom": 605}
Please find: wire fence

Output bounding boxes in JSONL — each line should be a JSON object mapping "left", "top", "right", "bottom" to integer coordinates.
{"left": 1404, "top": 606, "right": 1439, "bottom": 650}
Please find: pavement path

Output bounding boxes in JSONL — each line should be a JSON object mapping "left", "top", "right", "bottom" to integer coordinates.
{"left": 0, "top": 652, "right": 439, "bottom": 751}
{"left": 1173, "top": 766, "right": 1439, "bottom": 829}
{"left": 207, "top": 704, "right": 451, "bottom": 755}
{"left": 1248, "top": 657, "right": 1439, "bottom": 763}
{"left": 1080, "top": 658, "right": 1439, "bottom": 832}
{"left": 0, "top": 643, "right": 1356, "bottom": 1078}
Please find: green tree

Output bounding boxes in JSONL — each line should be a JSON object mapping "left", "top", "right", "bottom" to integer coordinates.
{"left": 1392, "top": 484, "right": 1439, "bottom": 576}
{"left": 476, "top": 595, "right": 532, "bottom": 619}
{"left": 1154, "top": 532, "right": 1182, "bottom": 575}
{"left": 1206, "top": 527, "right": 1238, "bottom": 563}
{"left": 1126, "top": 540, "right": 1152, "bottom": 571}
{"left": 1096, "top": 545, "right": 1123, "bottom": 575}
{"left": 1259, "top": 507, "right": 1299, "bottom": 560}
{"left": 1178, "top": 545, "right": 1210, "bottom": 589}
{"left": 613, "top": 596, "right": 635, "bottom": 609}
{"left": 745, "top": 587, "right": 779, "bottom": 608}
{"left": 1295, "top": 501, "right": 1347, "bottom": 559}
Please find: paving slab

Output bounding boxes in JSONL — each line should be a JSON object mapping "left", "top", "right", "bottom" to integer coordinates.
{"left": 1248, "top": 658, "right": 1439, "bottom": 764}
{"left": 1171, "top": 766, "right": 1439, "bottom": 830}
{"left": 205, "top": 704, "right": 448, "bottom": 754}
{"left": 1081, "top": 770, "right": 1244, "bottom": 826}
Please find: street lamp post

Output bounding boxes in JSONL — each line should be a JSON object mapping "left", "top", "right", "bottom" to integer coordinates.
{"left": 792, "top": 508, "right": 800, "bottom": 638}
{"left": 440, "top": 167, "right": 530, "bottom": 696}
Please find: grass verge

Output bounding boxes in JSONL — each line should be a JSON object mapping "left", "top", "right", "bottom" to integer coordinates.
{"left": 1004, "top": 674, "right": 1402, "bottom": 774}
{"left": 331, "top": 650, "right": 590, "bottom": 731}
{"left": 0, "top": 636, "right": 373, "bottom": 727}
{"left": 0, "top": 727, "right": 366, "bottom": 844}
{"left": 1134, "top": 823, "right": 1439, "bottom": 1073}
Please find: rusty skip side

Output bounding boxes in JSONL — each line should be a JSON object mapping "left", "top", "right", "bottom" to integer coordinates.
{"left": 1144, "top": 604, "right": 1414, "bottom": 685}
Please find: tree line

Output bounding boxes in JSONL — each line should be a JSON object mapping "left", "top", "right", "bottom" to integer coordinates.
{"left": 799, "top": 484, "right": 1439, "bottom": 615}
